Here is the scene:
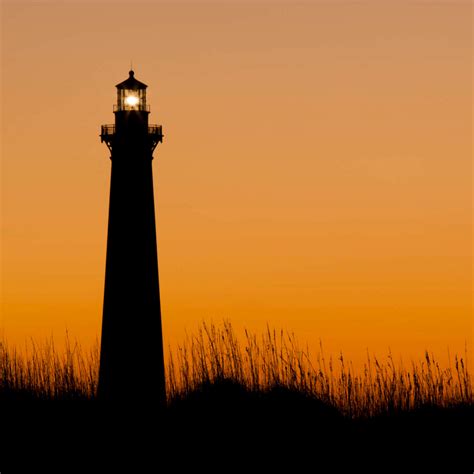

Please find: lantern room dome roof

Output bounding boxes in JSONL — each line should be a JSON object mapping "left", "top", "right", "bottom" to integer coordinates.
{"left": 116, "top": 70, "right": 148, "bottom": 90}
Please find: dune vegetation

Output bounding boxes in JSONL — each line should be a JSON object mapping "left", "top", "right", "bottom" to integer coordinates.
{"left": 2, "top": 321, "right": 473, "bottom": 469}
{"left": 1, "top": 321, "right": 471, "bottom": 418}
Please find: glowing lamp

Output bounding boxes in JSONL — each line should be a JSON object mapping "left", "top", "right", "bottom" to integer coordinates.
{"left": 125, "top": 94, "right": 140, "bottom": 107}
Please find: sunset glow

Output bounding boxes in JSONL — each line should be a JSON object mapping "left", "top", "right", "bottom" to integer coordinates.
{"left": 1, "top": 1, "right": 471, "bottom": 369}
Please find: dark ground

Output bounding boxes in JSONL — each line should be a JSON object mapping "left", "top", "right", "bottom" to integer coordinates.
{"left": 1, "top": 383, "right": 472, "bottom": 472}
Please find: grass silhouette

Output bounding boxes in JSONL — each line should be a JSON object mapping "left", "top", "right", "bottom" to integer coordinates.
{"left": 167, "top": 321, "right": 472, "bottom": 418}
{"left": 1, "top": 322, "right": 472, "bottom": 468}
{"left": 2, "top": 321, "right": 471, "bottom": 415}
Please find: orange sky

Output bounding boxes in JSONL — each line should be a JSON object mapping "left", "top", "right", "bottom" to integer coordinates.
{"left": 1, "top": 1, "right": 472, "bottom": 367}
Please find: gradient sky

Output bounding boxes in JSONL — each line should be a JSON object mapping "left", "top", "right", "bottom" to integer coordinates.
{"left": 1, "top": 1, "right": 472, "bottom": 366}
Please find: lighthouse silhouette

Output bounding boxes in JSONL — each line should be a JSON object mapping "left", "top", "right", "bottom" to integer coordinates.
{"left": 98, "top": 70, "right": 165, "bottom": 404}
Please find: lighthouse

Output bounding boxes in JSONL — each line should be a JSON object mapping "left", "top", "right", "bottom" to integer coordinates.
{"left": 98, "top": 70, "right": 165, "bottom": 404}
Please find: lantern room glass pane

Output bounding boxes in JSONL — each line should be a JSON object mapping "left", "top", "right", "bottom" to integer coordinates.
{"left": 116, "top": 89, "right": 147, "bottom": 111}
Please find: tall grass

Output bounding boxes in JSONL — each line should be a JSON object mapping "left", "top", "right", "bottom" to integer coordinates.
{"left": 1, "top": 321, "right": 472, "bottom": 417}
{"left": 0, "top": 335, "right": 99, "bottom": 400}
{"left": 168, "top": 321, "right": 472, "bottom": 417}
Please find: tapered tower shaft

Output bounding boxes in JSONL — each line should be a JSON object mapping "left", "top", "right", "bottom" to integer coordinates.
{"left": 98, "top": 71, "right": 164, "bottom": 403}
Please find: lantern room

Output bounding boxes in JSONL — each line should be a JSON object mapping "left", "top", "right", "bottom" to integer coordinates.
{"left": 115, "top": 70, "right": 149, "bottom": 112}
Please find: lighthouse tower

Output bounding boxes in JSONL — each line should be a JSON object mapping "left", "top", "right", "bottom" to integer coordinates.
{"left": 98, "top": 70, "right": 165, "bottom": 404}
